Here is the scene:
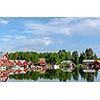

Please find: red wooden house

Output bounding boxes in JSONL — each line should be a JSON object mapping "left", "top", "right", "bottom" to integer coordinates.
{"left": 23, "top": 61, "right": 28, "bottom": 66}
{"left": 38, "top": 58, "right": 46, "bottom": 67}
{"left": 15, "top": 60, "right": 23, "bottom": 66}
{"left": 93, "top": 61, "right": 100, "bottom": 70}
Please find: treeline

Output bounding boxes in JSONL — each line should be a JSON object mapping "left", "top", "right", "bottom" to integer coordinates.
{"left": 7, "top": 48, "right": 98, "bottom": 65}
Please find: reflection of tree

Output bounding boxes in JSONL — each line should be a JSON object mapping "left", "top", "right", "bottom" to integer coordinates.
{"left": 9, "top": 71, "right": 40, "bottom": 81}
{"left": 79, "top": 68, "right": 96, "bottom": 82}
{"left": 59, "top": 71, "right": 67, "bottom": 82}
{"left": 79, "top": 68, "right": 85, "bottom": 79}
{"left": 80, "top": 72, "right": 94, "bottom": 82}
{"left": 94, "top": 71, "right": 98, "bottom": 78}
{"left": 72, "top": 68, "right": 79, "bottom": 81}
{"left": 83, "top": 72, "right": 88, "bottom": 79}
{"left": 45, "top": 69, "right": 55, "bottom": 80}
{"left": 86, "top": 73, "right": 94, "bottom": 82}
{"left": 30, "top": 71, "right": 40, "bottom": 81}
{"left": 66, "top": 72, "right": 72, "bottom": 80}
{"left": 9, "top": 68, "right": 97, "bottom": 82}
{"left": 40, "top": 69, "right": 72, "bottom": 82}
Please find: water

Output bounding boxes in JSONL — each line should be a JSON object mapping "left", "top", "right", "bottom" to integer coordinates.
{"left": 4, "top": 68, "right": 100, "bottom": 82}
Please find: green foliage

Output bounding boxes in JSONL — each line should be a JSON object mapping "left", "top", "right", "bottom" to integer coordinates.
{"left": 85, "top": 48, "right": 94, "bottom": 59}
{"left": 8, "top": 52, "right": 39, "bottom": 63}
{"left": 7, "top": 48, "right": 98, "bottom": 65}
{"left": 79, "top": 48, "right": 98, "bottom": 63}
{"left": 72, "top": 51, "right": 79, "bottom": 65}
{"left": 79, "top": 52, "right": 87, "bottom": 63}
{"left": 93, "top": 53, "right": 98, "bottom": 60}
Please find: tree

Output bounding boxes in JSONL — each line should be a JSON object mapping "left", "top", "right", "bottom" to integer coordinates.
{"left": 79, "top": 52, "right": 87, "bottom": 63}
{"left": 7, "top": 48, "right": 98, "bottom": 65}
{"left": 58, "top": 49, "right": 67, "bottom": 62}
{"left": 72, "top": 51, "right": 79, "bottom": 65}
{"left": 93, "top": 53, "right": 98, "bottom": 60}
{"left": 66, "top": 51, "right": 72, "bottom": 60}
{"left": 85, "top": 48, "right": 94, "bottom": 59}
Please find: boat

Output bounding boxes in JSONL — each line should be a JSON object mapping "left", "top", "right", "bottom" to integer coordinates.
{"left": 61, "top": 68, "right": 75, "bottom": 72}
{"left": 83, "top": 69, "right": 96, "bottom": 72}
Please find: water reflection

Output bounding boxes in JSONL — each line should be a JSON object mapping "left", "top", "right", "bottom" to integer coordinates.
{"left": 8, "top": 68, "right": 99, "bottom": 82}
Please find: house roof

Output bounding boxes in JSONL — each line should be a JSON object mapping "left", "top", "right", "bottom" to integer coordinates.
{"left": 93, "top": 61, "right": 100, "bottom": 64}
{"left": 23, "top": 61, "right": 28, "bottom": 66}
{"left": 16, "top": 61, "right": 23, "bottom": 66}
{"left": 38, "top": 58, "right": 46, "bottom": 65}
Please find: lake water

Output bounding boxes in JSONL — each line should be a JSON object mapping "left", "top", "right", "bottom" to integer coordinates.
{"left": 5, "top": 68, "right": 100, "bottom": 82}
{"left": 7, "top": 74, "right": 100, "bottom": 82}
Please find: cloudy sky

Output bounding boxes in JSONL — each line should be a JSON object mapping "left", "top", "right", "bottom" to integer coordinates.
{"left": 0, "top": 17, "right": 100, "bottom": 56}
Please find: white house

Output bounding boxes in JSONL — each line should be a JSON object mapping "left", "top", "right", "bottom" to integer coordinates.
{"left": 53, "top": 64, "right": 59, "bottom": 69}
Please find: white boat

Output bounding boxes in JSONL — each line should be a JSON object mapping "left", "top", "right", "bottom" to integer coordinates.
{"left": 61, "top": 68, "right": 74, "bottom": 72}
{"left": 83, "top": 69, "right": 96, "bottom": 72}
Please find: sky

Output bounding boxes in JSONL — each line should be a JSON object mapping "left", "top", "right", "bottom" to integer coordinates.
{"left": 0, "top": 17, "right": 100, "bottom": 56}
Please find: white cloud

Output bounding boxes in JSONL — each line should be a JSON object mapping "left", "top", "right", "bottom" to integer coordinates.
{"left": 0, "top": 35, "right": 53, "bottom": 52}
{"left": 69, "top": 18, "right": 100, "bottom": 36}
{"left": 15, "top": 36, "right": 26, "bottom": 39}
{"left": 1, "top": 38, "right": 10, "bottom": 42}
{"left": 0, "top": 19, "right": 8, "bottom": 24}
{"left": 48, "top": 17, "right": 76, "bottom": 25}
{"left": 42, "top": 37, "right": 53, "bottom": 46}
{"left": 12, "top": 37, "right": 53, "bottom": 51}
{"left": 24, "top": 18, "right": 71, "bottom": 35}
{"left": 21, "top": 37, "right": 53, "bottom": 47}
{"left": 23, "top": 17, "right": 100, "bottom": 36}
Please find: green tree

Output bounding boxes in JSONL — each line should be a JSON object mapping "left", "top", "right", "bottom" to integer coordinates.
{"left": 85, "top": 48, "right": 94, "bottom": 59}
{"left": 72, "top": 51, "right": 79, "bottom": 65}
{"left": 93, "top": 53, "right": 98, "bottom": 60}
{"left": 66, "top": 51, "right": 72, "bottom": 60}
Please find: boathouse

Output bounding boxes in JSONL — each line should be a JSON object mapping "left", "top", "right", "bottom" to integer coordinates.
{"left": 61, "top": 60, "right": 76, "bottom": 70}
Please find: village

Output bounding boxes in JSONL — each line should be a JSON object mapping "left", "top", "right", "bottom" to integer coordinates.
{"left": 0, "top": 54, "right": 100, "bottom": 82}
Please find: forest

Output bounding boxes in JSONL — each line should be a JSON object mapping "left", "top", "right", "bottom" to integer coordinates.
{"left": 7, "top": 48, "right": 98, "bottom": 65}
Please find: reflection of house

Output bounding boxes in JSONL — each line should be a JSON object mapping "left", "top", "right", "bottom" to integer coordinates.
{"left": 61, "top": 60, "right": 76, "bottom": 70}
{"left": 82, "top": 59, "right": 100, "bottom": 70}
{"left": 82, "top": 60, "right": 95, "bottom": 69}
{"left": 0, "top": 66, "right": 6, "bottom": 71}
{"left": 53, "top": 64, "right": 59, "bottom": 69}
{"left": 0, "top": 59, "right": 14, "bottom": 71}
{"left": 83, "top": 60, "right": 95, "bottom": 64}
{"left": 14, "top": 69, "right": 22, "bottom": 74}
